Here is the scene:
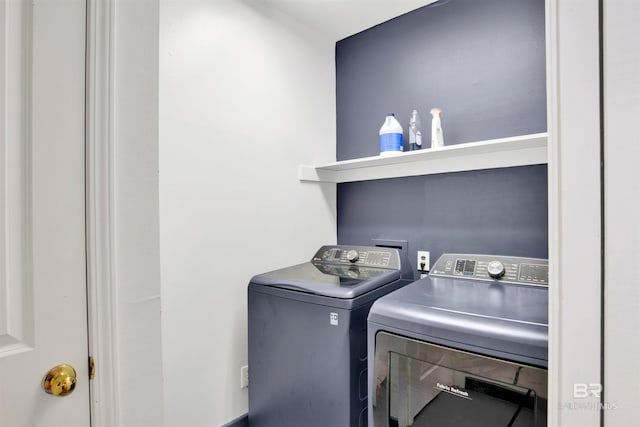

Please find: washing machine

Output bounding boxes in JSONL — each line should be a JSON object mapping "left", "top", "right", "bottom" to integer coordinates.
{"left": 248, "top": 245, "right": 413, "bottom": 427}
{"left": 368, "top": 254, "right": 549, "bottom": 427}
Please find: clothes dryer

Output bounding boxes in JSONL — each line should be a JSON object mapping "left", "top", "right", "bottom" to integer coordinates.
{"left": 368, "top": 254, "right": 549, "bottom": 427}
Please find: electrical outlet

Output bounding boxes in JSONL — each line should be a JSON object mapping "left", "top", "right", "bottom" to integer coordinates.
{"left": 241, "top": 365, "right": 249, "bottom": 389}
{"left": 417, "top": 251, "right": 430, "bottom": 272}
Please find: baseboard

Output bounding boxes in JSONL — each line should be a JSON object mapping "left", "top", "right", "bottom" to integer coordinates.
{"left": 221, "top": 413, "right": 248, "bottom": 427}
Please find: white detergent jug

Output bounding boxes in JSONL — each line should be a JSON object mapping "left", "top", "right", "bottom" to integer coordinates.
{"left": 379, "top": 113, "right": 403, "bottom": 155}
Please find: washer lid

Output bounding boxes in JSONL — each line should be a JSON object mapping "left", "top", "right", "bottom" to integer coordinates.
{"left": 250, "top": 261, "right": 401, "bottom": 299}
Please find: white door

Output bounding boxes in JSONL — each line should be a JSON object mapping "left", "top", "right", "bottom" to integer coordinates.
{"left": 0, "top": 0, "right": 90, "bottom": 426}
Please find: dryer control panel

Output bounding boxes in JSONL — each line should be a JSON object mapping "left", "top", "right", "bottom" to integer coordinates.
{"left": 430, "top": 254, "right": 548, "bottom": 286}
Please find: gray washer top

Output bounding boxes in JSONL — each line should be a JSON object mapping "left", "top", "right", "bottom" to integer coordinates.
{"left": 369, "top": 275, "right": 548, "bottom": 365}
{"left": 250, "top": 262, "right": 401, "bottom": 299}
{"left": 250, "top": 245, "right": 412, "bottom": 300}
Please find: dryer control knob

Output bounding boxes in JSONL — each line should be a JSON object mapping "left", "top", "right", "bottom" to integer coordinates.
{"left": 487, "top": 260, "right": 506, "bottom": 279}
{"left": 346, "top": 250, "right": 359, "bottom": 263}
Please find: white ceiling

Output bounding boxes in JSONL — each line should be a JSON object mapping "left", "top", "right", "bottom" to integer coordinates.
{"left": 258, "top": 0, "right": 438, "bottom": 41}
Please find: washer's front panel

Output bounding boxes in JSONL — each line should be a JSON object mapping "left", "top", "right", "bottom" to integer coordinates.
{"left": 372, "top": 332, "right": 547, "bottom": 427}
{"left": 248, "top": 287, "right": 375, "bottom": 427}
{"left": 249, "top": 289, "right": 350, "bottom": 426}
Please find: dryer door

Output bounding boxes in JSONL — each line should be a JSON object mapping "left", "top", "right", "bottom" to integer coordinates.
{"left": 372, "top": 332, "right": 548, "bottom": 427}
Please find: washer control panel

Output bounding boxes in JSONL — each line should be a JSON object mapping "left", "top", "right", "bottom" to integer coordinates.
{"left": 430, "top": 254, "right": 548, "bottom": 286}
{"left": 312, "top": 245, "right": 399, "bottom": 269}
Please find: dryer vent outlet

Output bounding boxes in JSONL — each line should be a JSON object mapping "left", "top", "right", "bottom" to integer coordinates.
{"left": 371, "top": 239, "right": 408, "bottom": 259}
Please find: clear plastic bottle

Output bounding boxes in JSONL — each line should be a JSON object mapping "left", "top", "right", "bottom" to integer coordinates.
{"left": 379, "top": 113, "right": 404, "bottom": 155}
{"left": 409, "top": 109, "right": 422, "bottom": 151}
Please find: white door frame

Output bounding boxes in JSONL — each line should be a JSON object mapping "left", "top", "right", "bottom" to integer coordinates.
{"left": 546, "top": 0, "right": 602, "bottom": 426}
{"left": 603, "top": 1, "right": 640, "bottom": 424}
{"left": 86, "top": 0, "right": 163, "bottom": 424}
{"left": 86, "top": 0, "right": 120, "bottom": 426}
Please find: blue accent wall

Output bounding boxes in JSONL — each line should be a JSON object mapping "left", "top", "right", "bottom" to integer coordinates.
{"left": 337, "top": 165, "right": 548, "bottom": 270}
{"left": 335, "top": 0, "right": 548, "bottom": 271}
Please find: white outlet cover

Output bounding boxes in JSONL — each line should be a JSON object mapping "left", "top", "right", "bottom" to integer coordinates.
{"left": 417, "top": 251, "right": 430, "bottom": 271}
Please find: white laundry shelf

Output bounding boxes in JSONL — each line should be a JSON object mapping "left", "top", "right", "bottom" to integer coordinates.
{"left": 299, "top": 133, "right": 548, "bottom": 183}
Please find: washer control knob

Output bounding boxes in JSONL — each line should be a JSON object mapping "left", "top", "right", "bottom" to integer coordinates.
{"left": 487, "top": 260, "right": 506, "bottom": 279}
{"left": 346, "top": 250, "right": 359, "bottom": 263}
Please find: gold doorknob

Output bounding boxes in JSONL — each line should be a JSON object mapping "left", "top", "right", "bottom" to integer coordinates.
{"left": 42, "top": 364, "right": 77, "bottom": 396}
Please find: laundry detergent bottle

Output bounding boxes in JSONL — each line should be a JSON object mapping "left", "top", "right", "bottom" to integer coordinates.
{"left": 379, "top": 113, "right": 404, "bottom": 155}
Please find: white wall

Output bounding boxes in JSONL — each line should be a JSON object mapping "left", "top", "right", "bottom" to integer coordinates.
{"left": 113, "top": 1, "right": 164, "bottom": 426}
{"left": 158, "top": 1, "right": 336, "bottom": 425}
{"left": 604, "top": 0, "right": 640, "bottom": 424}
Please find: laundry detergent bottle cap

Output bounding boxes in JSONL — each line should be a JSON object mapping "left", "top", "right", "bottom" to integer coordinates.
{"left": 379, "top": 113, "right": 404, "bottom": 155}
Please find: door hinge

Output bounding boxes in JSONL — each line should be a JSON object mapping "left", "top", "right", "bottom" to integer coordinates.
{"left": 89, "top": 356, "right": 96, "bottom": 380}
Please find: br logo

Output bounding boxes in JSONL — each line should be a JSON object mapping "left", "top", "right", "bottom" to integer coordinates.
{"left": 573, "top": 383, "right": 602, "bottom": 398}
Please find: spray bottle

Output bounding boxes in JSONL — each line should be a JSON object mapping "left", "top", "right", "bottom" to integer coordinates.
{"left": 430, "top": 108, "right": 444, "bottom": 148}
